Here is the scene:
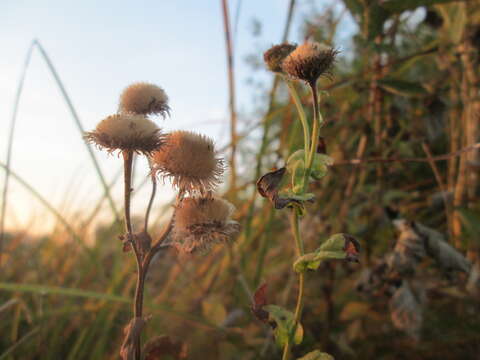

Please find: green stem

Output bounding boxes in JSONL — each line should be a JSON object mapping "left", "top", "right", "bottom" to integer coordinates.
{"left": 282, "top": 210, "right": 305, "bottom": 360}
{"left": 304, "top": 82, "right": 323, "bottom": 191}
{"left": 285, "top": 80, "right": 310, "bottom": 157}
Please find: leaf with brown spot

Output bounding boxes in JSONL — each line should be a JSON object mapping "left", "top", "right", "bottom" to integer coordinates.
{"left": 257, "top": 168, "right": 311, "bottom": 210}
{"left": 294, "top": 233, "right": 361, "bottom": 273}
{"left": 344, "top": 234, "right": 361, "bottom": 263}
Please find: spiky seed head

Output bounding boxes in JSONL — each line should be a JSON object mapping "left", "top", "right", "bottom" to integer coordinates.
{"left": 151, "top": 131, "right": 223, "bottom": 195}
{"left": 84, "top": 113, "right": 163, "bottom": 154}
{"left": 173, "top": 196, "right": 240, "bottom": 253}
{"left": 119, "top": 82, "right": 170, "bottom": 117}
{"left": 282, "top": 42, "right": 338, "bottom": 85}
{"left": 263, "top": 43, "right": 297, "bottom": 73}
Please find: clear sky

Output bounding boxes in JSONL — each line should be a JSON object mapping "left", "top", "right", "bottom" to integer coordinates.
{"left": 0, "top": 0, "right": 348, "bottom": 234}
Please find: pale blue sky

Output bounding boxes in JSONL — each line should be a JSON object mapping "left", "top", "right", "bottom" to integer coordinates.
{"left": 0, "top": 0, "right": 350, "bottom": 233}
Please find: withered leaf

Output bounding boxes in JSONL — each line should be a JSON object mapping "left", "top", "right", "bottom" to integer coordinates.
{"left": 257, "top": 167, "right": 286, "bottom": 200}
{"left": 251, "top": 282, "right": 269, "bottom": 323}
{"left": 344, "top": 234, "right": 361, "bottom": 262}
{"left": 389, "top": 281, "right": 424, "bottom": 341}
{"left": 256, "top": 167, "right": 309, "bottom": 210}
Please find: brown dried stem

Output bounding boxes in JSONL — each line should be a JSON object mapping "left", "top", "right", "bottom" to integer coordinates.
{"left": 144, "top": 161, "right": 157, "bottom": 231}
{"left": 221, "top": 0, "right": 238, "bottom": 191}
{"left": 422, "top": 142, "right": 453, "bottom": 239}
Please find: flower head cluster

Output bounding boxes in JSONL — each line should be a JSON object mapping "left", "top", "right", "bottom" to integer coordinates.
{"left": 119, "top": 82, "right": 170, "bottom": 117}
{"left": 86, "top": 82, "right": 237, "bottom": 255}
{"left": 173, "top": 196, "right": 240, "bottom": 253}
{"left": 85, "top": 83, "right": 170, "bottom": 154}
{"left": 151, "top": 130, "right": 223, "bottom": 195}
{"left": 263, "top": 43, "right": 297, "bottom": 73}
{"left": 282, "top": 42, "right": 338, "bottom": 85}
{"left": 84, "top": 113, "right": 163, "bottom": 155}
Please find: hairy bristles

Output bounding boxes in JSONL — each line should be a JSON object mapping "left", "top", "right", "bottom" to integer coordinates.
{"left": 119, "top": 82, "right": 170, "bottom": 117}
{"left": 263, "top": 43, "right": 297, "bottom": 73}
{"left": 84, "top": 113, "right": 164, "bottom": 154}
{"left": 173, "top": 196, "right": 240, "bottom": 253}
{"left": 151, "top": 130, "right": 223, "bottom": 195}
{"left": 282, "top": 42, "right": 338, "bottom": 85}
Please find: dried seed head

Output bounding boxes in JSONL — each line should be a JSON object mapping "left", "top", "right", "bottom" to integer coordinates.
{"left": 119, "top": 82, "right": 170, "bottom": 117}
{"left": 151, "top": 131, "right": 223, "bottom": 195}
{"left": 282, "top": 42, "right": 338, "bottom": 85}
{"left": 84, "top": 113, "right": 163, "bottom": 154}
{"left": 263, "top": 43, "right": 297, "bottom": 73}
{"left": 173, "top": 196, "right": 240, "bottom": 253}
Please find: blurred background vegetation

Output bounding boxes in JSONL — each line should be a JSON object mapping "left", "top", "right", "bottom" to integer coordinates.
{"left": 1, "top": 0, "right": 480, "bottom": 359}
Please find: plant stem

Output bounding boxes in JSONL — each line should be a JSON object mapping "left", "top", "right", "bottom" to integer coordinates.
{"left": 221, "top": 0, "right": 238, "bottom": 191}
{"left": 304, "top": 82, "right": 323, "bottom": 190}
{"left": 123, "top": 150, "right": 134, "bottom": 236}
{"left": 144, "top": 162, "right": 157, "bottom": 231}
{"left": 282, "top": 210, "right": 305, "bottom": 360}
{"left": 285, "top": 80, "right": 310, "bottom": 157}
{"left": 122, "top": 150, "right": 143, "bottom": 360}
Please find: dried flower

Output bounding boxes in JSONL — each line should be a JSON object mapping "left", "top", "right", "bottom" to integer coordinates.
{"left": 173, "top": 196, "right": 239, "bottom": 253}
{"left": 84, "top": 113, "right": 163, "bottom": 154}
{"left": 119, "top": 82, "right": 170, "bottom": 117}
{"left": 151, "top": 131, "right": 223, "bottom": 195}
{"left": 263, "top": 43, "right": 297, "bottom": 73}
{"left": 282, "top": 42, "right": 338, "bottom": 85}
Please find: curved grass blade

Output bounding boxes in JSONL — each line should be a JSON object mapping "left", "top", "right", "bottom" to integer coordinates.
{"left": 33, "top": 39, "right": 119, "bottom": 222}
{"left": 0, "top": 42, "right": 35, "bottom": 266}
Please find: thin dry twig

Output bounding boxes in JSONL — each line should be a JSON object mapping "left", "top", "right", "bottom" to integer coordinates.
{"left": 421, "top": 142, "right": 453, "bottom": 239}
{"left": 221, "top": 0, "right": 238, "bottom": 190}
{"left": 334, "top": 143, "right": 480, "bottom": 166}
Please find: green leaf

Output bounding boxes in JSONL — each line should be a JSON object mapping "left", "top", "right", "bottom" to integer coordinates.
{"left": 291, "top": 159, "right": 306, "bottom": 194}
{"left": 263, "top": 305, "right": 303, "bottom": 348}
{"left": 437, "top": 3, "right": 467, "bottom": 44}
{"left": 297, "top": 350, "right": 334, "bottom": 360}
{"left": 379, "top": 79, "right": 427, "bottom": 97}
{"left": 366, "top": 4, "right": 390, "bottom": 40}
{"left": 311, "top": 154, "right": 334, "bottom": 180}
{"left": 382, "top": 0, "right": 463, "bottom": 13}
{"left": 293, "top": 234, "right": 360, "bottom": 273}
{"left": 287, "top": 149, "right": 306, "bottom": 166}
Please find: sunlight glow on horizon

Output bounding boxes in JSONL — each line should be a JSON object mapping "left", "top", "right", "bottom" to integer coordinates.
{"left": 0, "top": 0, "right": 351, "bottom": 236}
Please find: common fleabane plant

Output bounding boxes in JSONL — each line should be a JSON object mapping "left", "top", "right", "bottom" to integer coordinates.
{"left": 84, "top": 82, "right": 239, "bottom": 360}
{"left": 253, "top": 42, "right": 360, "bottom": 360}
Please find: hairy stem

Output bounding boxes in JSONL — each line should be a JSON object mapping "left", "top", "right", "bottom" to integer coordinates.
{"left": 282, "top": 210, "right": 305, "bottom": 360}
{"left": 305, "top": 82, "right": 322, "bottom": 175}
{"left": 285, "top": 80, "right": 310, "bottom": 156}
{"left": 122, "top": 150, "right": 143, "bottom": 360}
